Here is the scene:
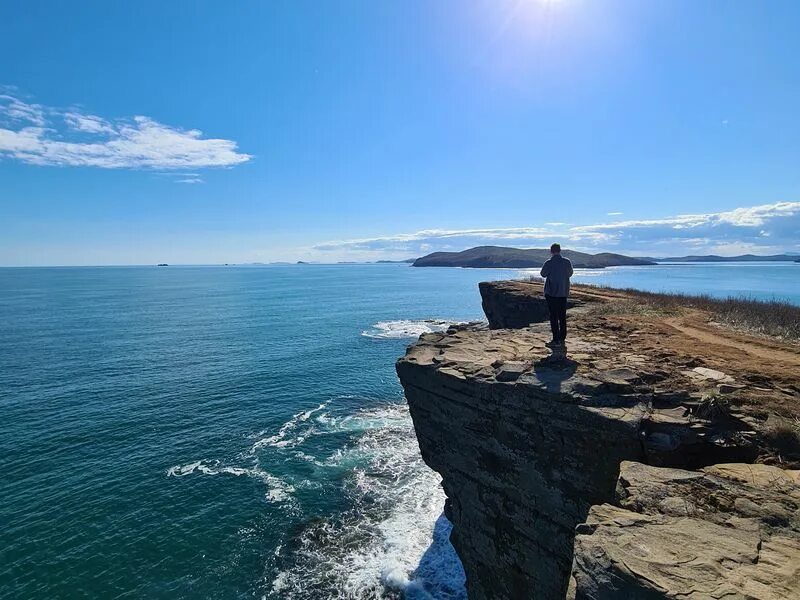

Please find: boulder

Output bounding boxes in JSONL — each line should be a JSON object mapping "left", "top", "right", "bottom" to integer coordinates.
{"left": 479, "top": 280, "right": 581, "bottom": 329}
{"left": 570, "top": 461, "right": 800, "bottom": 599}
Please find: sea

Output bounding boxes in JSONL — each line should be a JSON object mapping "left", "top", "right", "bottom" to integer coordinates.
{"left": 1, "top": 261, "right": 798, "bottom": 599}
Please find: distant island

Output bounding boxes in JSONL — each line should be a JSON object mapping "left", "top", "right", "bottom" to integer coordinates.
{"left": 649, "top": 253, "right": 799, "bottom": 263}
{"left": 412, "top": 246, "right": 655, "bottom": 269}
{"left": 156, "top": 263, "right": 168, "bottom": 267}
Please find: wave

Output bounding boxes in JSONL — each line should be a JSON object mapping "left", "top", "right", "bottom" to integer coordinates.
{"left": 165, "top": 460, "right": 297, "bottom": 504}
{"left": 166, "top": 398, "right": 466, "bottom": 598}
{"left": 361, "top": 319, "right": 460, "bottom": 339}
{"left": 249, "top": 402, "right": 328, "bottom": 451}
{"left": 267, "top": 403, "right": 466, "bottom": 599}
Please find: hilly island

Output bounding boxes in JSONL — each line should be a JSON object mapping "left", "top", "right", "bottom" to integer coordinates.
{"left": 413, "top": 246, "right": 655, "bottom": 269}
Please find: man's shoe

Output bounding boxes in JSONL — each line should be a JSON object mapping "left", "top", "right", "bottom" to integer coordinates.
{"left": 545, "top": 339, "right": 560, "bottom": 348}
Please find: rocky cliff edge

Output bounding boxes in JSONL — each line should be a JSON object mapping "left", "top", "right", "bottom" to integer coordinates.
{"left": 396, "top": 280, "right": 800, "bottom": 599}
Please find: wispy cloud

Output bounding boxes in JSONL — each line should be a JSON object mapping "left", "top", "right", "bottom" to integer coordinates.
{"left": 63, "top": 112, "right": 115, "bottom": 134}
{"left": 0, "top": 94, "right": 46, "bottom": 126}
{"left": 312, "top": 201, "right": 800, "bottom": 259}
{"left": 573, "top": 202, "right": 800, "bottom": 231}
{"left": 0, "top": 93, "right": 251, "bottom": 170}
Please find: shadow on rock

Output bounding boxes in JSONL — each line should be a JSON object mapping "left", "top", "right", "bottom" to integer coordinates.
{"left": 532, "top": 350, "right": 579, "bottom": 394}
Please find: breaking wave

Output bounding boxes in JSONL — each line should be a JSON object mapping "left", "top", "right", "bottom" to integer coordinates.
{"left": 267, "top": 402, "right": 466, "bottom": 599}
{"left": 166, "top": 460, "right": 297, "bottom": 504}
{"left": 167, "top": 398, "right": 466, "bottom": 599}
{"left": 361, "top": 319, "right": 460, "bottom": 339}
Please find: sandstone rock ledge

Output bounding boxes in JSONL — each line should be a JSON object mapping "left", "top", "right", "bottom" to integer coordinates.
{"left": 571, "top": 462, "right": 800, "bottom": 599}
{"left": 396, "top": 280, "right": 800, "bottom": 600}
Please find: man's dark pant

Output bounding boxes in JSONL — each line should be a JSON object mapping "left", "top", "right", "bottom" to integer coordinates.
{"left": 546, "top": 295, "right": 567, "bottom": 342}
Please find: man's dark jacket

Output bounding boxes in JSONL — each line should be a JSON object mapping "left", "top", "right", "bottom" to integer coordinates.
{"left": 540, "top": 254, "right": 574, "bottom": 297}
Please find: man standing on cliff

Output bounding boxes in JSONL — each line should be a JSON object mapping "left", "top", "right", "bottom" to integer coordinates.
{"left": 540, "top": 243, "right": 573, "bottom": 347}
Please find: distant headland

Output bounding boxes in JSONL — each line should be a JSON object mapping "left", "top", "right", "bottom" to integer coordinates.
{"left": 409, "top": 246, "right": 800, "bottom": 269}
{"left": 645, "top": 253, "right": 800, "bottom": 263}
{"left": 412, "top": 246, "right": 654, "bottom": 269}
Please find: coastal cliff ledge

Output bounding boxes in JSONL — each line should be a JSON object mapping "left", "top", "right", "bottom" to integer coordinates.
{"left": 396, "top": 280, "right": 800, "bottom": 599}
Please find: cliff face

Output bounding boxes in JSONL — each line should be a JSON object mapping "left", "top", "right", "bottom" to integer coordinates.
{"left": 396, "top": 281, "right": 799, "bottom": 599}
{"left": 396, "top": 330, "right": 642, "bottom": 599}
{"left": 478, "top": 280, "right": 580, "bottom": 329}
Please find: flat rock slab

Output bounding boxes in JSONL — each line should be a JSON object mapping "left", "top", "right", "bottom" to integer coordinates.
{"left": 684, "top": 366, "right": 736, "bottom": 384}
{"left": 702, "top": 463, "right": 800, "bottom": 489}
{"left": 495, "top": 361, "right": 529, "bottom": 382}
{"left": 570, "top": 461, "right": 800, "bottom": 599}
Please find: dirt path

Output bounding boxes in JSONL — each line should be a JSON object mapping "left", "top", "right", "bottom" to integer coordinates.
{"left": 520, "top": 279, "right": 800, "bottom": 372}
{"left": 664, "top": 315, "right": 800, "bottom": 368}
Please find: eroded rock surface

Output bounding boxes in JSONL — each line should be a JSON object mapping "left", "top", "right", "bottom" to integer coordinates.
{"left": 479, "top": 280, "right": 582, "bottom": 329}
{"left": 397, "top": 322, "right": 761, "bottom": 599}
{"left": 570, "top": 461, "right": 800, "bottom": 599}
{"left": 397, "top": 280, "right": 799, "bottom": 599}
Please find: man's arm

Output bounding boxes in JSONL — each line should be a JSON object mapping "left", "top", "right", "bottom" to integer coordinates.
{"left": 567, "top": 259, "right": 574, "bottom": 277}
{"left": 540, "top": 259, "right": 550, "bottom": 278}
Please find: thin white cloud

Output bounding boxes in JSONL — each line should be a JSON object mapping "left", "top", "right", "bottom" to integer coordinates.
{"left": 607, "top": 211, "right": 623, "bottom": 216}
{"left": 0, "top": 94, "right": 45, "bottom": 126}
{"left": 63, "top": 112, "right": 115, "bottom": 134}
{"left": 0, "top": 93, "right": 251, "bottom": 170}
{"left": 313, "top": 227, "right": 558, "bottom": 251}
{"left": 312, "top": 201, "right": 800, "bottom": 259}
{"left": 572, "top": 201, "right": 800, "bottom": 231}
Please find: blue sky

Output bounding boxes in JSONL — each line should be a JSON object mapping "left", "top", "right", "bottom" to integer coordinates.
{"left": 1, "top": 0, "right": 799, "bottom": 265}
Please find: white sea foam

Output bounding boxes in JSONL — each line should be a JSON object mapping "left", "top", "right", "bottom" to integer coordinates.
{"left": 167, "top": 398, "right": 466, "bottom": 598}
{"left": 268, "top": 403, "right": 466, "bottom": 599}
{"left": 249, "top": 402, "right": 328, "bottom": 452}
{"left": 361, "top": 319, "right": 459, "bottom": 339}
{"left": 166, "top": 460, "right": 297, "bottom": 506}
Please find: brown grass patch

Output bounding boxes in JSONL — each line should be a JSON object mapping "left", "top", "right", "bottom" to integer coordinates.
{"left": 763, "top": 415, "right": 800, "bottom": 461}
{"left": 523, "top": 276, "right": 800, "bottom": 341}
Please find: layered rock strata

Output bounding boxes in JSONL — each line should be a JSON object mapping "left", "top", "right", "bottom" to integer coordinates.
{"left": 479, "top": 280, "right": 580, "bottom": 329}
{"left": 396, "top": 280, "right": 799, "bottom": 599}
{"left": 570, "top": 462, "right": 800, "bottom": 599}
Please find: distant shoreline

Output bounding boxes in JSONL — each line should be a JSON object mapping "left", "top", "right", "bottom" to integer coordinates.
{"left": 1, "top": 259, "right": 799, "bottom": 269}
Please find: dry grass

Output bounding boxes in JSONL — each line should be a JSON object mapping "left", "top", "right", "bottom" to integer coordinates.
{"left": 603, "top": 288, "right": 800, "bottom": 341}
{"left": 763, "top": 415, "right": 800, "bottom": 462}
{"left": 694, "top": 393, "right": 732, "bottom": 422}
{"left": 521, "top": 276, "right": 800, "bottom": 341}
{"left": 588, "top": 298, "right": 680, "bottom": 318}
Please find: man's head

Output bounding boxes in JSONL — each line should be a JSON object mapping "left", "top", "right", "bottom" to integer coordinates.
{"left": 550, "top": 243, "right": 561, "bottom": 255}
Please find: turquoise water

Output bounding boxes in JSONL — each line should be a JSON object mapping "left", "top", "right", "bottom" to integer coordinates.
{"left": 1, "top": 262, "right": 798, "bottom": 599}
